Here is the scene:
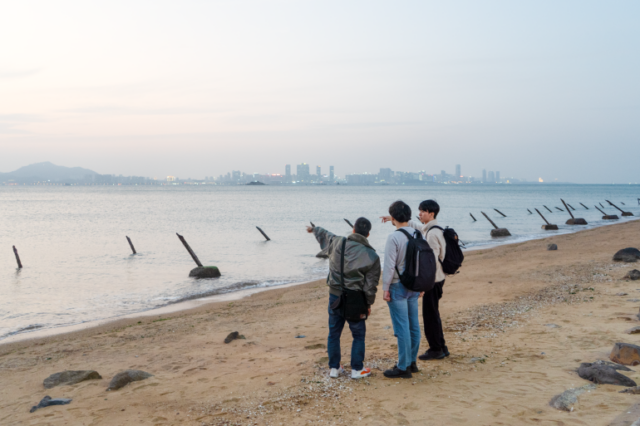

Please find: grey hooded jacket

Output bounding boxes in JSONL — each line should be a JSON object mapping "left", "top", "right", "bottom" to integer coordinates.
{"left": 312, "top": 226, "right": 381, "bottom": 306}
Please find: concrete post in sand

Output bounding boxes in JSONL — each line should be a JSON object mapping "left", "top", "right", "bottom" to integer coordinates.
{"left": 494, "top": 209, "right": 507, "bottom": 217}
{"left": 535, "top": 208, "right": 558, "bottom": 230}
{"left": 256, "top": 226, "right": 271, "bottom": 241}
{"left": 481, "top": 211, "right": 511, "bottom": 237}
{"left": 176, "top": 233, "right": 221, "bottom": 278}
{"left": 595, "top": 205, "right": 618, "bottom": 220}
{"left": 344, "top": 218, "right": 354, "bottom": 228}
{"left": 469, "top": 213, "right": 477, "bottom": 222}
{"left": 606, "top": 200, "right": 634, "bottom": 217}
{"left": 13, "top": 246, "right": 22, "bottom": 269}
{"left": 562, "top": 199, "right": 587, "bottom": 225}
{"left": 126, "top": 236, "right": 137, "bottom": 254}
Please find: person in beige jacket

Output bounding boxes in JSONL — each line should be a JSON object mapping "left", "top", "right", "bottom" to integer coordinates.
{"left": 382, "top": 199, "right": 449, "bottom": 360}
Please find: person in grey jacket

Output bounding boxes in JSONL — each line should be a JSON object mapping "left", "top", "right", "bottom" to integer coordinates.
{"left": 307, "top": 218, "right": 381, "bottom": 379}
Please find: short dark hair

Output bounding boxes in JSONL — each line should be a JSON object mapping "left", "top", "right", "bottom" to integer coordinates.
{"left": 389, "top": 200, "right": 411, "bottom": 223}
{"left": 354, "top": 217, "right": 372, "bottom": 237}
{"left": 419, "top": 199, "right": 440, "bottom": 218}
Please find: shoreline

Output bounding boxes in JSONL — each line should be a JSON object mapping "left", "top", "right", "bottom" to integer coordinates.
{"left": 3, "top": 219, "right": 640, "bottom": 425}
{"left": 0, "top": 279, "right": 314, "bottom": 346}
{"left": 3, "top": 215, "right": 637, "bottom": 346}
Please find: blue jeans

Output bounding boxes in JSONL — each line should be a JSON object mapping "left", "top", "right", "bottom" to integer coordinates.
{"left": 387, "top": 283, "right": 421, "bottom": 371}
{"left": 327, "top": 294, "right": 366, "bottom": 371}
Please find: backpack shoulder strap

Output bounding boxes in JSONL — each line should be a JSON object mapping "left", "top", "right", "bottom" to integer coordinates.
{"left": 426, "top": 225, "right": 444, "bottom": 234}
{"left": 340, "top": 237, "right": 348, "bottom": 289}
{"left": 395, "top": 228, "right": 414, "bottom": 239}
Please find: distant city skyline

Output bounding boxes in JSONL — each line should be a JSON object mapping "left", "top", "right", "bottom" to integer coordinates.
{"left": 0, "top": 161, "right": 543, "bottom": 186}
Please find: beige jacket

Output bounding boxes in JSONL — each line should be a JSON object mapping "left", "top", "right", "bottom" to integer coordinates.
{"left": 408, "top": 219, "right": 447, "bottom": 283}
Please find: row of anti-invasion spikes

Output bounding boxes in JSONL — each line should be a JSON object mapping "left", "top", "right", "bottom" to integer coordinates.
{"left": 11, "top": 200, "right": 635, "bottom": 271}
{"left": 474, "top": 199, "right": 634, "bottom": 238}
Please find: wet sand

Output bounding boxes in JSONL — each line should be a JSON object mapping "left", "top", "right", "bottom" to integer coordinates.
{"left": 2, "top": 220, "right": 640, "bottom": 425}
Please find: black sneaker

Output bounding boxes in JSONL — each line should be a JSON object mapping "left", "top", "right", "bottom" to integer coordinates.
{"left": 392, "top": 362, "right": 419, "bottom": 373}
{"left": 383, "top": 366, "right": 412, "bottom": 379}
{"left": 444, "top": 347, "right": 450, "bottom": 357}
{"left": 418, "top": 350, "right": 446, "bottom": 361}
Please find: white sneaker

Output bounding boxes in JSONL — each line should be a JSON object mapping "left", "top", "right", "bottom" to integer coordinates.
{"left": 351, "top": 368, "right": 371, "bottom": 379}
{"left": 330, "top": 366, "right": 345, "bottom": 378}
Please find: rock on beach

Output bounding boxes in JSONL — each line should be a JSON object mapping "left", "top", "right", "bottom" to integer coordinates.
{"left": 578, "top": 362, "right": 637, "bottom": 386}
{"left": 107, "top": 370, "right": 153, "bottom": 391}
{"left": 624, "top": 270, "right": 640, "bottom": 280}
{"left": 610, "top": 343, "right": 640, "bottom": 366}
{"left": 549, "top": 384, "right": 596, "bottom": 411}
{"left": 547, "top": 244, "right": 558, "bottom": 251}
{"left": 30, "top": 396, "right": 72, "bottom": 413}
{"left": 43, "top": 370, "right": 102, "bottom": 389}
{"left": 614, "top": 248, "right": 640, "bottom": 263}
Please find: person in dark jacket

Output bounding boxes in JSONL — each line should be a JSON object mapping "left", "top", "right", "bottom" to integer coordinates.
{"left": 307, "top": 217, "right": 381, "bottom": 379}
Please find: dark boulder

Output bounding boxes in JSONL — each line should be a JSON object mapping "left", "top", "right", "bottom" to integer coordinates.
{"left": 107, "top": 370, "right": 153, "bottom": 391}
{"left": 547, "top": 244, "right": 558, "bottom": 251}
{"left": 566, "top": 218, "right": 588, "bottom": 225}
{"left": 592, "top": 359, "right": 633, "bottom": 371}
{"left": 614, "top": 248, "right": 640, "bottom": 263}
{"left": 490, "top": 228, "right": 511, "bottom": 237}
{"left": 624, "top": 270, "right": 640, "bottom": 280}
{"left": 43, "top": 370, "right": 102, "bottom": 389}
{"left": 542, "top": 224, "right": 559, "bottom": 230}
{"left": 602, "top": 215, "right": 619, "bottom": 220}
{"left": 189, "top": 266, "right": 221, "bottom": 278}
{"left": 578, "top": 362, "right": 637, "bottom": 386}
{"left": 622, "top": 212, "right": 634, "bottom": 217}
{"left": 30, "top": 396, "right": 72, "bottom": 413}
{"left": 224, "top": 331, "right": 245, "bottom": 343}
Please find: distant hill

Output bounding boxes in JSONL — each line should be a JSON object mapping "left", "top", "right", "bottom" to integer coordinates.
{"left": 0, "top": 162, "right": 99, "bottom": 183}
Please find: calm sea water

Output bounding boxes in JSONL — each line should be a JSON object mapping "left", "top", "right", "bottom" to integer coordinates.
{"left": 1, "top": 184, "right": 638, "bottom": 340}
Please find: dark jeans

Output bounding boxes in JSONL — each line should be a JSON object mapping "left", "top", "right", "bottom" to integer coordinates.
{"left": 327, "top": 294, "right": 366, "bottom": 371}
{"left": 422, "top": 280, "right": 447, "bottom": 353}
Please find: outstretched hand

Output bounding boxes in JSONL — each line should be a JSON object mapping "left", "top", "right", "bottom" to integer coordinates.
{"left": 380, "top": 216, "right": 392, "bottom": 224}
{"left": 306, "top": 226, "right": 314, "bottom": 233}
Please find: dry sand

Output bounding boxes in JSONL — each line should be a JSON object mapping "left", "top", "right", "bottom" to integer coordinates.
{"left": 2, "top": 220, "right": 640, "bottom": 425}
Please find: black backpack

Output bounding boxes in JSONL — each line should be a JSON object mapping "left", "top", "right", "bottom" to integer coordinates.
{"left": 394, "top": 229, "right": 437, "bottom": 292}
{"left": 427, "top": 226, "right": 464, "bottom": 275}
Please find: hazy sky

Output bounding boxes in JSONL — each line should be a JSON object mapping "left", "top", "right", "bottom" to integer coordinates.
{"left": 1, "top": 1, "right": 639, "bottom": 183}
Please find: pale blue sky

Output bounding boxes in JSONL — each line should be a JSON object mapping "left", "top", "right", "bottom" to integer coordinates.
{"left": 1, "top": 1, "right": 639, "bottom": 182}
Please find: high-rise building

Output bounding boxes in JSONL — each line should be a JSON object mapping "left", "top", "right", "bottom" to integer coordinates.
{"left": 455, "top": 164, "right": 461, "bottom": 178}
{"left": 379, "top": 168, "right": 392, "bottom": 182}
{"left": 285, "top": 164, "right": 291, "bottom": 180}
{"left": 482, "top": 169, "right": 487, "bottom": 183}
{"left": 488, "top": 171, "right": 495, "bottom": 183}
{"left": 496, "top": 171, "right": 500, "bottom": 183}
{"left": 329, "top": 166, "right": 334, "bottom": 182}
{"left": 232, "top": 170, "right": 241, "bottom": 182}
{"left": 316, "top": 166, "right": 321, "bottom": 179}
{"left": 296, "top": 163, "right": 310, "bottom": 182}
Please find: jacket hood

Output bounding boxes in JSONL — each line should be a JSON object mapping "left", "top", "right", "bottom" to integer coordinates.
{"left": 347, "top": 233, "right": 375, "bottom": 251}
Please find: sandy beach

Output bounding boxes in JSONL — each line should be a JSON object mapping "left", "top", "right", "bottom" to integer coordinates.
{"left": 2, "top": 220, "right": 640, "bottom": 425}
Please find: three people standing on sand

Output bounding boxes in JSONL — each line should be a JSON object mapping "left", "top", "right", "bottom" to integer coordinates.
{"left": 307, "top": 199, "right": 449, "bottom": 380}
